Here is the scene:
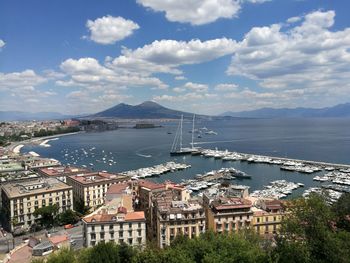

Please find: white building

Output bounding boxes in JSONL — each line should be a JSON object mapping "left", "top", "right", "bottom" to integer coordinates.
{"left": 82, "top": 206, "right": 146, "bottom": 248}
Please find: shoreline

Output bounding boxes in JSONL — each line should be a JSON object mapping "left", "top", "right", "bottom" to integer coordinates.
{"left": 7, "top": 131, "right": 83, "bottom": 154}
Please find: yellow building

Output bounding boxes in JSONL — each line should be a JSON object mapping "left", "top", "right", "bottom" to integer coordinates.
{"left": 203, "top": 194, "right": 253, "bottom": 233}
{"left": 252, "top": 200, "right": 285, "bottom": 236}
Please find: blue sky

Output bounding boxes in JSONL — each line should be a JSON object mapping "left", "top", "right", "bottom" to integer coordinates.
{"left": 1, "top": 0, "right": 350, "bottom": 115}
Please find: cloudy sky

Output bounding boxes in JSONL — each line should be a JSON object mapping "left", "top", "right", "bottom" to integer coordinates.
{"left": 1, "top": 0, "right": 350, "bottom": 115}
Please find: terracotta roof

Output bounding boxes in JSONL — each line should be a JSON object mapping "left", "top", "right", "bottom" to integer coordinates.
{"left": 212, "top": 197, "right": 252, "bottom": 211}
{"left": 38, "top": 166, "right": 90, "bottom": 177}
{"left": 83, "top": 211, "right": 145, "bottom": 223}
{"left": 69, "top": 172, "right": 126, "bottom": 185}
{"left": 49, "top": 234, "right": 68, "bottom": 245}
{"left": 106, "top": 183, "right": 129, "bottom": 195}
{"left": 138, "top": 179, "right": 165, "bottom": 190}
{"left": 125, "top": 211, "right": 145, "bottom": 221}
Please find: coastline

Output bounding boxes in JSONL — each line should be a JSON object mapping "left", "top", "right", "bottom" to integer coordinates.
{"left": 6, "top": 131, "right": 83, "bottom": 154}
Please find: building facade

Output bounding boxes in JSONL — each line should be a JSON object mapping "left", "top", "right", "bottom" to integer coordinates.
{"left": 1, "top": 177, "right": 73, "bottom": 232}
{"left": 203, "top": 194, "right": 253, "bottom": 233}
{"left": 82, "top": 207, "right": 146, "bottom": 248}
{"left": 252, "top": 200, "right": 285, "bottom": 236}
{"left": 66, "top": 172, "right": 129, "bottom": 211}
{"left": 152, "top": 190, "right": 205, "bottom": 248}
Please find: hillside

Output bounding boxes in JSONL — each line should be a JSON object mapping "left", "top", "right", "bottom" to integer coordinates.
{"left": 221, "top": 103, "right": 350, "bottom": 118}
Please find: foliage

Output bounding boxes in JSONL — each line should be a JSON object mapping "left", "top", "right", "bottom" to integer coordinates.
{"left": 332, "top": 193, "right": 350, "bottom": 231}
{"left": 34, "top": 204, "right": 59, "bottom": 227}
{"left": 57, "top": 210, "right": 80, "bottom": 226}
{"left": 74, "top": 199, "right": 91, "bottom": 215}
{"left": 274, "top": 193, "right": 350, "bottom": 263}
{"left": 30, "top": 193, "right": 350, "bottom": 263}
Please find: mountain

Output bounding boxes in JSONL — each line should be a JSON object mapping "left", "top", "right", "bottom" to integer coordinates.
{"left": 91, "top": 101, "right": 209, "bottom": 119}
{"left": 0, "top": 111, "right": 73, "bottom": 121}
{"left": 221, "top": 103, "right": 350, "bottom": 118}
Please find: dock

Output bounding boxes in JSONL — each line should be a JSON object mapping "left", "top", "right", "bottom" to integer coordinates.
{"left": 197, "top": 148, "right": 350, "bottom": 171}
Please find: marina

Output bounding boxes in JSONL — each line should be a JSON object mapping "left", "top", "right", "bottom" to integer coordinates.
{"left": 120, "top": 161, "right": 191, "bottom": 179}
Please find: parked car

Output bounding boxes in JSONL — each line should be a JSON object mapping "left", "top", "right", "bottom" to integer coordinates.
{"left": 64, "top": 224, "right": 74, "bottom": 229}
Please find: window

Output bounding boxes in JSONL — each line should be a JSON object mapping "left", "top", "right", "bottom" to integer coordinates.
{"left": 129, "top": 223, "right": 132, "bottom": 229}
{"left": 257, "top": 218, "right": 260, "bottom": 223}
{"left": 100, "top": 233, "right": 105, "bottom": 239}
{"left": 265, "top": 217, "right": 269, "bottom": 222}
{"left": 138, "top": 222, "right": 142, "bottom": 228}
{"left": 138, "top": 230, "right": 142, "bottom": 236}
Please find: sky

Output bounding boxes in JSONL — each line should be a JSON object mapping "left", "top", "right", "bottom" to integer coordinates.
{"left": 1, "top": 0, "right": 350, "bottom": 115}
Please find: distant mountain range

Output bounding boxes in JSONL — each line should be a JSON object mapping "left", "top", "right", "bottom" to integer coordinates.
{"left": 3, "top": 101, "right": 350, "bottom": 121}
{"left": 221, "top": 103, "right": 350, "bottom": 118}
{"left": 0, "top": 111, "right": 74, "bottom": 121}
{"left": 91, "top": 101, "right": 211, "bottom": 119}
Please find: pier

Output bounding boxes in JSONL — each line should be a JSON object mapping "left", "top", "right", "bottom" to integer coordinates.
{"left": 197, "top": 148, "right": 350, "bottom": 171}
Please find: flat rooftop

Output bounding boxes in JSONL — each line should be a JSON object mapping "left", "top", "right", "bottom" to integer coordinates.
{"left": 211, "top": 197, "right": 252, "bottom": 211}
{"left": 2, "top": 177, "right": 72, "bottom": 198}
{"left": 68, "top": 172, "right": 127, "bottom": 185}
{"left": 38, "top": 166, "right": 90, "bottom": 177}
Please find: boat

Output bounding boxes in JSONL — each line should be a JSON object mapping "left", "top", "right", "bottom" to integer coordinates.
{"left": 170, "top": 114, "right": 199, "bottom": 156}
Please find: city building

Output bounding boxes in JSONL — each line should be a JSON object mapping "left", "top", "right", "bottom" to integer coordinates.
{"left": 203, "top": 194, "right": 253, "bottom": 233}
{"left": 82, "top": 206, "right": 146, "bottom": 248}
{"left": 66, "top": 172, "right": 129, "bottom": 211}
{"left": 136, "top": 180, "right": 190, "bottom": 240}
{"left": 152, "top": 190, "right": 205, "bottom": 248}
{"left": 1, "top": 177, "right": 73, "bottom": 232}
{"left": 252, "top": 199, "right": 285, "bottom": 236}
{"left": 37, "top": 166, "right": 90, "bottom": 183}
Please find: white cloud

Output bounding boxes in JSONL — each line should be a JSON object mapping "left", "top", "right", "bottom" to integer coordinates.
{"left": 286, "top": 16, "right": 301, "bottom": 24}
{"left": 58, "top": 57, "right": 167, "bottom": 89}
{"left": 86, "top": 16, "right": 139, "bottom": 44}
{"left": 138, "top": 0, "right": 240, "bottom": 25}
{"left": 138, "top": 0, "right": 269, "bottom": 25}
{"left": 153, "top": 92, "right": 217, "bottom": 102}
{"left": 0, "top": 39, "right": 5, "bottom": 49}
{"left": 183, "top": 82, "right": 208, "bottom": 92}
{"left": 174, "top": 75, "right": 186, "bottom": 80}
{"left": 214, "top": 83, "right": 238, "bottom": 91}
{"left": 110, "top": 38, "right": 236, "bottom": 75}
{"left": 0, "top": 70, "right": 47, "bottom": 90}
{"left": 227, "top": 10, "right": 350, "bottom": 99}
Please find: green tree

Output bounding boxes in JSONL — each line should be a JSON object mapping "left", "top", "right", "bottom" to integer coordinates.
{"left": 274, "top": 193, "right": 350, "bottom": 263}
{"left": 57, "top": 210, "right": 79, "bottom": 225}
{"left": 34, "top": 204, "right": 59, "bottom": 227}
{"left": 332, "top": 193, "right": 350, "bottom": 231}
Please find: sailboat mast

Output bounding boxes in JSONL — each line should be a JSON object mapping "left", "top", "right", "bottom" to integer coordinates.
{"left": 191, "top": 114, "right": 195, "bottom": 149}
{"left": 180, "top": 115, "right": 183, "bottom": 150}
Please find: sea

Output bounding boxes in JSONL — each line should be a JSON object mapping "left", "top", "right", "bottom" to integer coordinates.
{"left": 21, "top": 118, "right": 350, "bottom": 198}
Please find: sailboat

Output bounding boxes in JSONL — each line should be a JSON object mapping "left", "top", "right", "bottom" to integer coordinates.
{"left": 170, "top": 115, "right": 195, "bottom": 156}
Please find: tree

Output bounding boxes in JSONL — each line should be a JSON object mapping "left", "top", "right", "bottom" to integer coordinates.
{"left": 274, "top": 193, "right": 350, "bottom": 263}
{"left": 34, "top": 204, "right": 59, "bottom": 227}
{"left": 57, "top": 210, "right": 79, "bottom": 225}
{"left": 332, "top": 193, "right": 350, "bottom": 231}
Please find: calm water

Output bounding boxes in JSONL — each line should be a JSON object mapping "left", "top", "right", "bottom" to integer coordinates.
{"left": 22, "top": 118, "right": 350, "bottom": 197}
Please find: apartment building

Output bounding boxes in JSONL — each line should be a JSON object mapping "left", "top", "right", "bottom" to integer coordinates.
{"left": 203, "top": 194, "right": 253, "bottom": 233}
{"left": 1, "top": 177, "right": 73, "bottom": 232}
{"left": 252, "top": 199, "right": 285, "bottom": 236}
{"left": 66, "top": 172, "right": 129, "bottom": 211}
{"left": 152, "top": 190, "right": 205, "bottom": 248}
{"left": 136, "top": 180, "right": 190, "bottom": 240}
{"left": 82, "top": 206, "right": 146, "bottom": 248}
